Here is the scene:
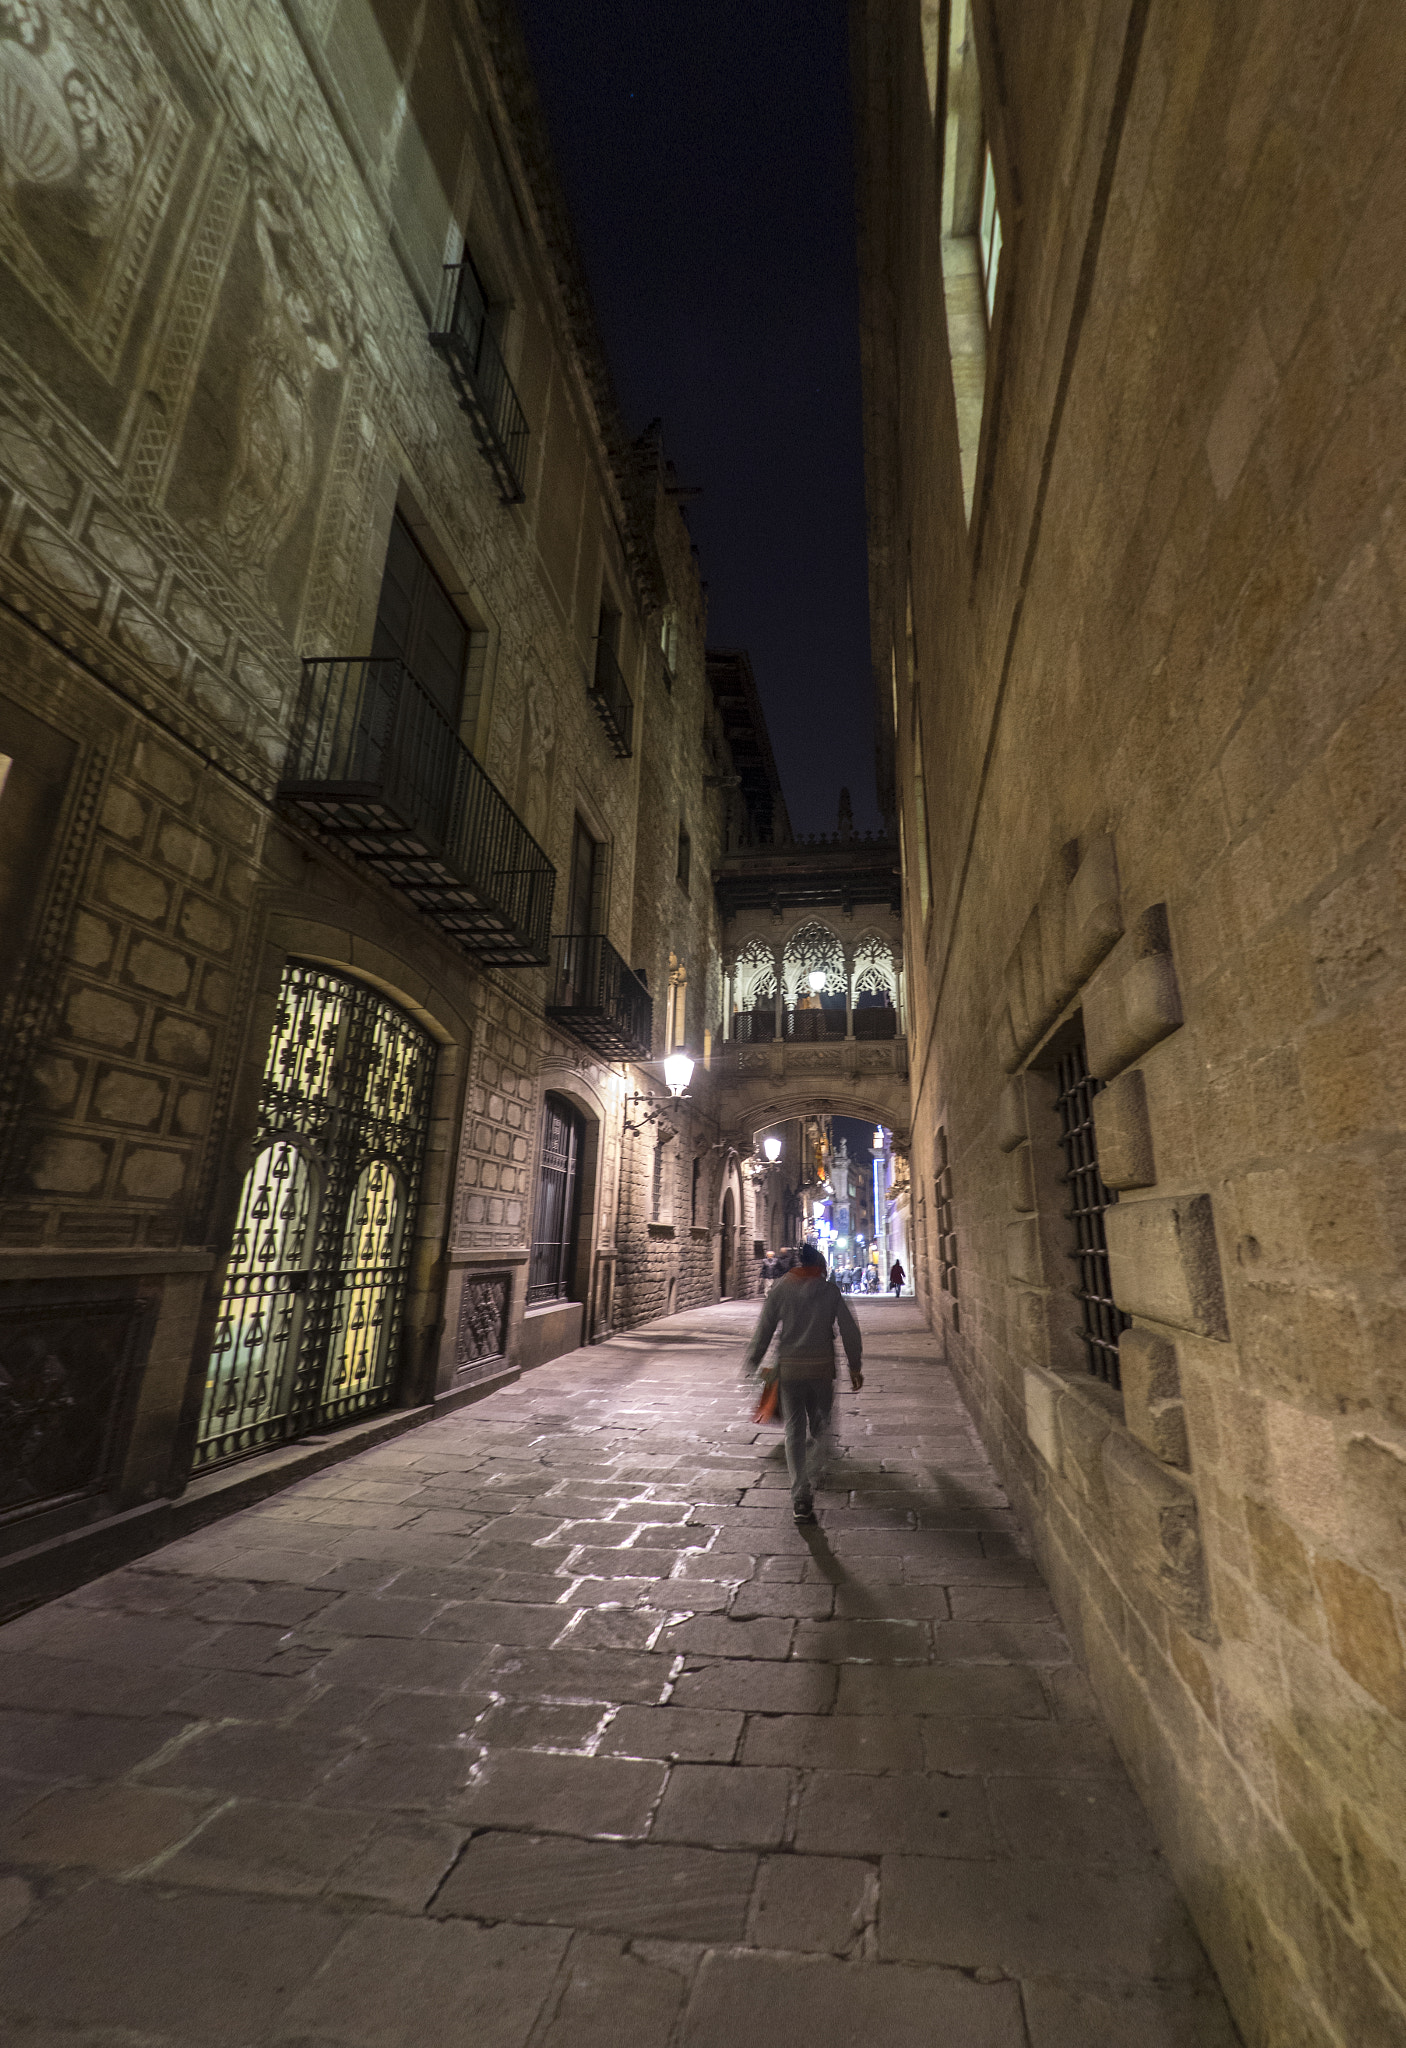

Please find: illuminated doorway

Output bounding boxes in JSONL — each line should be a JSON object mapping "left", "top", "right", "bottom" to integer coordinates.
{"left": 196, "top": 964, "right": 436, "bottom": 1468}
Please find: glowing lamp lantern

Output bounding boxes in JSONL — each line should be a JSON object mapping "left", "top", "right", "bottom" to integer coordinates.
{"left": 762, "top": 1136, "right": 782, "bottom": 1163}
{"left": 807, "top": 970, "right": 826, "bottom": 993}
{"left": 663, "top": 1051, "right": 695, "bottom": 1097}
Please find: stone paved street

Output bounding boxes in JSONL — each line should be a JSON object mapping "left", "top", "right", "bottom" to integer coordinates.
{"left": 0, "top": 1300, "right": 1237, "bottom": 2046}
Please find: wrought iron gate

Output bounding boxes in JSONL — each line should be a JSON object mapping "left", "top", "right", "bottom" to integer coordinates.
{"left": 196, "top": 965, "right": 436, "bottom": 1468}
{"left": 528, "top": 1093, "right": 583, "bottom": 1304}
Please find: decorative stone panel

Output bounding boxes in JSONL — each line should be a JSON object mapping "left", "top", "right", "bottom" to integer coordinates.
{"left": 1091, "top": 1066, "right": 1157, "bottom": 1189}
{"left": 1119, "top": 1325, "right": 1190, "bottom": 1469}
{"left": 1101, "top": 1430, "right": 1213, "bottom": 1640}
{"left": 1104, "top": 1192, "right": 1229, "bottom": 1340}
{"left": 1084, "top": 904, "right": 1182, "bottom": 1081}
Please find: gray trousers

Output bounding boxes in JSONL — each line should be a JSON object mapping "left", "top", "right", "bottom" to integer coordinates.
{"left": 779, "top": 1378, "right": 834, "bottom": 1508}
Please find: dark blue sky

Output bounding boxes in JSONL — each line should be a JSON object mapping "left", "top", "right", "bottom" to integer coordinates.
{"left": 516, "top": 0, "right": 878, "bottom": 837}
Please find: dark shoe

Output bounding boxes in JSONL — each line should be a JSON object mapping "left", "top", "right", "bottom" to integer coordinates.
{"left": 793, "top": 1502, "right": 817, "bottom": 1525}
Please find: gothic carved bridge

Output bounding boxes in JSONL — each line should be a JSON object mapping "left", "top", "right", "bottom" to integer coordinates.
{"left": 710, "top": 1036, "right": 911, "bottom": 1155}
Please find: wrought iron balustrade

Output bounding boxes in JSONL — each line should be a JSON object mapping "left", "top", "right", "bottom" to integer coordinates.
{"left": 588, "top": 638, "right": 634, "bottom": 757}
{"left": 281, "top": 657, "right": 555, "bottom": 966}
{"left": 429, "top": 260, "right": 529, "bottom": 502}
{"left": 853, "top": 1007, "right": 898, "bottom": 1040}
{"left": 733, "top": 1009, "right": 776, "bottom": 1043}
{"left": 546, "top": 934, "right": 653, "bottom": 1060}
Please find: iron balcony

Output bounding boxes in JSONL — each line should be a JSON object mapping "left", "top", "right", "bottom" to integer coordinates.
{"left": 588, "top": 639, "right": 634, "bottom": 757}
{"left": 429, "top": 260, "right": 529, "bottom": 503}
{"left": 545, "top": 934, "right": 653, "bottom": 1060}
{"left": 281, "top": 657, "right": 555, "bottom": 966}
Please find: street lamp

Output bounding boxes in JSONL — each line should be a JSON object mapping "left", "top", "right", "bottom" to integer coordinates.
{"left": 762, "top": 1135, "right": 782, "bottom": 1163}
{"left": 663, "top": 1051, "right": 695, "bottom": 1096}
{"left": 807, "top": 970, "right": 826, "bottom": 993}
{"left": 624, "top": 1051, "right": 695, "bottom": 1134}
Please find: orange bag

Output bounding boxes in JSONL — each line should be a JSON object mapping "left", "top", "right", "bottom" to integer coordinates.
{"left": 753, "top": 1376, "right": 780, "bottom": 1424}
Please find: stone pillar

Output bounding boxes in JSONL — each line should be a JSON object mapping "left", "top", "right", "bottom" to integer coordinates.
{"left": 844, "top": 944, "right": 855, "bottom": 1038}
{"left": 773, "top": 949, "right": 784, "bottom": 1040}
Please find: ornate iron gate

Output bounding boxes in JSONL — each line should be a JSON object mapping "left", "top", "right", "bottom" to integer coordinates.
{"left": 528, "top": 1093, "right": 583, "bottom": 1304}
{"left": 196, "top": 965, "right": 436, "bottom": 1468}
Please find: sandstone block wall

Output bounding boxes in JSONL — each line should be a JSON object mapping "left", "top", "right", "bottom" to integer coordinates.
{"left": 0, "top": 0, "right": 736, "bottom": 1583}
{"left": 855, "top": 2, "right": 1406, "bottom": 2042}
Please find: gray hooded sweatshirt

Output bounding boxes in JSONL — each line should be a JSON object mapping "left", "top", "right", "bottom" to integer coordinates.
{"left": 744, "top": 1268, "right": 863, "bottom": 1383}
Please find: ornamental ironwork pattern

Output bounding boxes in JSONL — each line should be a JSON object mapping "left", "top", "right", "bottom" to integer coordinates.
{"left": 197, "top": 963, "right": 436, "bottom": 1467}
{"left": 1054, "top": 1038, "right": 1129, "bottom": 1388}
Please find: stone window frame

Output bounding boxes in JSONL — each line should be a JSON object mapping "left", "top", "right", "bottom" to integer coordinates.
{"left": 921, "top": 0, "right": 1019, "bottom": 546}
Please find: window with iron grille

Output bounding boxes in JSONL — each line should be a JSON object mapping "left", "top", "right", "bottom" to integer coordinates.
{"left": 1053, "top": 1039, "right": 1129, "bottom": 1387}
{"left": 934, "top": 1123, "right": 959, "bottom": 1332}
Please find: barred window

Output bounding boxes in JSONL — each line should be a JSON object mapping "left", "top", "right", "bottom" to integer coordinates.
{"left": 934, "top": 1123, "right": 959, "bottom": 1332}
{"left": 1053, "top": 1039, "right": 1129, "bottom": 1387}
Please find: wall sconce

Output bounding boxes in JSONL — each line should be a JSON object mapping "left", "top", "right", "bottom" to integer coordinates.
{"left": 624, "top": 1052, "right": 695, "bottom": 1135}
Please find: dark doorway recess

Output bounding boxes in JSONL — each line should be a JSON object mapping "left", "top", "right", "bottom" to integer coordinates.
{"left": 529, "top": 1093, "right": 585, "bottom": 1305}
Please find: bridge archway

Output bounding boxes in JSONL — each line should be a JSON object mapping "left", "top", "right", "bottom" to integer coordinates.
{"left": 719, "top": 1086, "right": 909, "bottom": 1158}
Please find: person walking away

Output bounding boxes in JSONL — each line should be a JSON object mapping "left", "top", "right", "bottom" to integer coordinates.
{"left": 744, "top": 1244, "right": 862, "bottom": 1524}
{"left": 889, "top": 1259, "right": 905, "bottom": 1295}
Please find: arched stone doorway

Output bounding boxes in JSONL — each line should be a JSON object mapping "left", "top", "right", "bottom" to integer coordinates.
{"left": 720, "top": 1187, "right": 735, "bottom": 1297}
{"left": 196, "top": 963, "right": 437, "bottom": 1469}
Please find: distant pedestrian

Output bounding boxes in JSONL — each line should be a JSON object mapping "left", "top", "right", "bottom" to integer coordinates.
{"left": 744, "top": 1244, "right": 863, "bottom": 1524}
{"left": 889, "top": 1259, "right": 905, "bottom": 1295}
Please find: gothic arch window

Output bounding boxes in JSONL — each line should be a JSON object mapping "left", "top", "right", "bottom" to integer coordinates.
{"left": 781, "top": 921, "right": 845, "bottom": 1005}
{"left": 733, "top": 936, "right": 777, "bottom": 1013}
{"left": 198, "top": 964, "right": 436, "bottom": 1468}
{"left": 853, "top": 934, "right": 897, "bottom": 1006}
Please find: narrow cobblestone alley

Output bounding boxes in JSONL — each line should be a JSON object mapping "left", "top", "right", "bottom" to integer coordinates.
{"left": 0, "top": 1301, "right": 1237, "bottom": 2047}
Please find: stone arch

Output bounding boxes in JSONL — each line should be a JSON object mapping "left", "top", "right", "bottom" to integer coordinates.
{"left": 724, "top": 1086, "right": 910, "bottom": 1157}
{"left": 534, "top": 1067, "right": 610, "bottom": 1336}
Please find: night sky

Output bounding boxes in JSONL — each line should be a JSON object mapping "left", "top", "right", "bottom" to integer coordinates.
{"left": 516, "top": 1, "right": 878, "bottom": 838}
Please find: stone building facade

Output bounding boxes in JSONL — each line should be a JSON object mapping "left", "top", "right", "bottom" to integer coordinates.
{"left": 0, "top": 0, "right": 762, "bottom": 1612}
{"left": 855, "top": 4, "right": 1406, "bottom": 2044}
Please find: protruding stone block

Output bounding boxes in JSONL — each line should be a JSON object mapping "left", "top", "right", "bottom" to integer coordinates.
{"left": 996, "top": 1070, "right": 1056, "bottom": 1152}
{"left": 1025, "top": 1367, "right": 1059, "bottom": 1466}
{"left": 1057, "top": 1377, "right": 1121, "bottom": 1517}
{"left": 1085, "top": 905, "right": 1182, "bottom": 1080}
{"left": 1101, "top": 1429, "right": 1212, "bottom": 1638}
{"left": 1039, "top": 841, "right": 1081, "bottom": 1014}
{"left": 1091, "top": 1067, "right": 1156, "bottom": 1189}
{"left": 1104, "top": 1193, "right": 1229, "bottom": 1339}
{"left": 1006, "top": 1217, "right": 1043, "bottom": 1285}
{"left": 1119, "top": 1326, "right": 1189, "bottom": 1469}
{"left": 1065, "top": 834, "right": 1122, "bottom": 986}
{"left": 1006, "top": 1144, "right": 1036, "bottom": 1212}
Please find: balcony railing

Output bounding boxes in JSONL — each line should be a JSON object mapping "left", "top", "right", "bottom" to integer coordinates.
{"left": 546, "top": 934, "right": 653, "bottom": 1060}
{"left": 429, "top": 261, "right": 529, "bottom": 503}
{"left": 588, "top": 639, "right": 634, "bottom": 757}
{"left": 281, "top": 657, "right": 555, "bottom": 966}
{"left": 786, "top": 1007, "right": 847, "bottom": 1041}
{"left": 733, "top": 1009, "right": 776, "bottom": 1043}
{"left": 854, "top": 1007, "right": 898, "bottom": 1039}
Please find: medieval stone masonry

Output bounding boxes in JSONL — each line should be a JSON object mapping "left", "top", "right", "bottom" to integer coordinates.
{"left": 855, "top": 3, "right": 1406, "bottom": 2044}
{"left": 0, "top": 0, "right": 777, "bottom": 1611}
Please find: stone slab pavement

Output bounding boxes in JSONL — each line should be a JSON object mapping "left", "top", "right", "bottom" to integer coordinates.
{"left": 0, "top": 1299, "right": 1241, "bottom": 2047}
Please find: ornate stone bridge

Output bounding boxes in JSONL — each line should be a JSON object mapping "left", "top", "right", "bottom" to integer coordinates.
{"left": 709, "top": 1034, "right": 910, "bottom": 1152}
